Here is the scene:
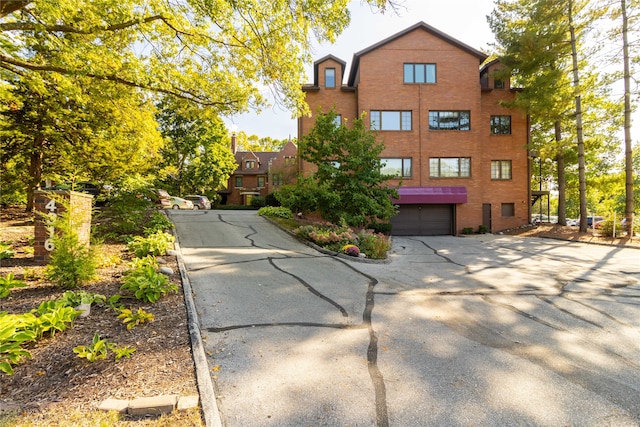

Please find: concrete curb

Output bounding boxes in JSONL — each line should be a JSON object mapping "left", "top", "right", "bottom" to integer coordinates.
{"left": 173, "top": 238, "right": 223, "bottom": 427}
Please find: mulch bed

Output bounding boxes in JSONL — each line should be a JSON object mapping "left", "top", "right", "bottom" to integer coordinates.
{"left": 0, "top": 206, "right": 199, "bottom": 420}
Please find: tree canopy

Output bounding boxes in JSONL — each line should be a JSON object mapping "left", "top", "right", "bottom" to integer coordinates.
{"left": 277, "top": 109, "right": 398, "bottom": 227}
{"left": 1, "top": 0, "right": 395, "bottom": 115}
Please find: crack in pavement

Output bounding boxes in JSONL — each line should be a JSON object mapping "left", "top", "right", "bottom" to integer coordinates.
{"left": 207, "top": 322, "right": 367, "bottom": 332}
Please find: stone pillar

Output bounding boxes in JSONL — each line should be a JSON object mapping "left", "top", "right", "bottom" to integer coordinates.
{"left": 33, "top": 190, "right": 93, "bottom": 262}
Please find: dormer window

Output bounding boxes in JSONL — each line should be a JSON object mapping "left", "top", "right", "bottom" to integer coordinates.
{"left": 325, "top": 68, "right": 336, "bottom": 88}
{"left": 245, "top": 160, "right": 256, "bottom": 169}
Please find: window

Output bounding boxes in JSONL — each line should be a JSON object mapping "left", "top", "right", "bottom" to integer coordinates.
{"left": 257, "top": 176, "right": 265, "bottom": 188}
{"left": 325, "top": 68, "right": 336, "bottom": 88}
{"left": 429, "top": 158, "right": 471, "bottom": 178}
{"left": 235, "top": 176, "right": 243, "bottom": 188}
{"left": 284, "top": 156, "right": 296, "bottom": 166}
{"left": 429, "top": 111, "right": 470, "bottom": 131}
{"left": 381, "top": 158, "right": 412, "bottom": 178}
{"left": 490, "top": 115, "right": 511, "bottom": 134}
{"left": 491, "top": 160, "right": 512, "bottom": 180}
{"left": 501, "top": 203, "right": 515, "bottom": 217}
{"left": 404, "top": 63, "right": 436, "bottom": 83}
{"left": 494, "top": 79, "right": 505, "bottom": 89}
{"left": 370, "top": 110, "right": 412, "bottom": 131}
{"left": 272, "top": 174, "right": 283, "bottom": 186}
{"left": 333, "top": 114, "right": 342, "bottom": 127}
{"left": 245, "top": 160, "right": 255, "bottom": 169}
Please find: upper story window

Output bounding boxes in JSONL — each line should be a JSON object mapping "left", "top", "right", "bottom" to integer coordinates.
{"left": 429, "top": 157, "right": 471, "bottom": 178}
{"left": 490, "top": 115, "right": 511, "bottom": 134}
{"left": 325, "top": 68, "right": 336, "bottom": 88}
{"left": 381, "top": 158, "right": 412, "bottom": 178}
{"left": 370, "top": 110, "right": 412, "bottom": 131}
{"left": 333, "top": 114, "right": 342, "bottom": 127}
{"left": 284, "top": 156, "right": 296, "bottom": 166}
{"left": 272, "top": 173, "right": 283, "bottom": 186}
{"left": 494, "top": 79, "right": 505, "bottom": 89}
{"left": 245, "top": 160, "right": 256, "bottom": 169}
{"left": 404, "top": 63, "right": 436, "bottom": 83}
{"left": 429, "top": 111, "right": 470, "bottom": 131}
{"left": 235, "top": 176, "right": 243, "bottom": 188}
{"left": 257, "top": 176, "right": 265, "bottom": 188}
{"left": 491, "top": 160, "right": 512, "bottom": 180}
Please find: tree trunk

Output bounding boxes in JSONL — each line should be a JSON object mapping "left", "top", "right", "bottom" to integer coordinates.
{"left": 622, "top": 0, "right": 635, "bottom": 236}
{"left": 569, "top": 0, "right": 588, "bottom": 233}
{"left": 26, "top": 136, "right": 44, "bottom": 212}
{"left": 555, "top": 120, "right": 567, "bottom": 225}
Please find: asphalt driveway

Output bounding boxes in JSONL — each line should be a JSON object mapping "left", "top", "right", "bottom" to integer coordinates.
{"left": 169, "top": 209, "right": 640, "bottom": 427}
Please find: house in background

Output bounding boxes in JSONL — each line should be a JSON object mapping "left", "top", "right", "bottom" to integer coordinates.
{"left": 219, "top": 136, "right": 298, "bottom": 206}
{"left": 298, "top": 21, "right": 530, "bottom": 235}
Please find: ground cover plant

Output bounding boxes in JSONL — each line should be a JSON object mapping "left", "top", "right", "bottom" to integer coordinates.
{"left": 0, "top": 202, "right": 202, "bottom": 426}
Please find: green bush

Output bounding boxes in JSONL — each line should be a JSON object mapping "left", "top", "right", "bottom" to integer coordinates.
{"left": 127, "top": 231, "right": 175, "bottom": 258}
{"left": 478, "top": 225, "right": 489, "bottom": 234}
{"left": 265, "top": 193, "right": 281, "bottom": 207}
{"left": 250, "top": 196, "right": 266, "bottom": 208}
{"left": 462, "top": 227, "right": 474, "bottom": 235}
{"left": 258, "top": 206, "right": 293, "bottom": 219}
{"left": 357, "top": 230, "right": 391, "bottom": 260}
{"left": 143, "top": 210, "right": 174, "bottom": 236}
{"left": 120, "top": 265, "right": 177, "bottom": 303}
{"left": 367, "top": 222, "right": 392, "bottom": 235}
{"left": 44, "top": 204, "right": 99, "bottom": 289}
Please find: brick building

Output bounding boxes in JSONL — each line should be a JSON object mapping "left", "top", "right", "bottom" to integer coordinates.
{"left": 298, "top": 21, "right": 531, "bottom": 235}
{"left": 220, "top": 136, "right": 298, "bottom": 206}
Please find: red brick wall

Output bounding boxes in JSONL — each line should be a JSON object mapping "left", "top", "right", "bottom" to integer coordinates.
{"left": 300, "top": 27, "right": 530, "bottom": 234}
{"left": 33, "top": 190, "right": 93, "bottom": 261}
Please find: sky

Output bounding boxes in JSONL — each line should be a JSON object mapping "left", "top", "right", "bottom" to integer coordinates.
{"left": 223, "top": 0, "right": 499, "bottom": 140}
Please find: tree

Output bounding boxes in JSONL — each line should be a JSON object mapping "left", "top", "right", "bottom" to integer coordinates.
{"left": 155, "top": 97, "right": 237, "bottom": 197}
{"left": 1, "top": 0, "right": 397, "bottom": 115}
{"left": 0, "top": 75, "right": 162, "bottom": 210}
{"left": 287, "top": 109, "right": 398, "bottom": 227}
{"left": 489, "top": 0, "right": 616, "bottom": 231}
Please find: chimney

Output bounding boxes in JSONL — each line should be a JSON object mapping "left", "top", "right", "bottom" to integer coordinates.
{"left": 231, "top": 132, "right": 237, "bottom": 154}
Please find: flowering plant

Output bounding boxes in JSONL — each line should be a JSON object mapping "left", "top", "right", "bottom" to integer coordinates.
{"left": 342, "top": 244, "right": 360, "bottom": 257}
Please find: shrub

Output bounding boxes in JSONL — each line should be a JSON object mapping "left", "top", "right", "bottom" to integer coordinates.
{"left": 462, "top": 227, "right": 474, "bottom": 235}
{"left": 265, "top": 193, "right": 281, "bottom": 207}
{"left": 128, "top": 231, "right": 175, "bottom": 258}
{"left": 258, "top": 206, "right": 293, "bottom": 219}
{"left": 120, "top": 265, "right": 177, "bottom": 303}
{"left": 250, "top": 196, "right": 266, "bottom": 208}
{"left": 366, "top": 222, "right": 392, "bottom": 235}
{"left": 44, "top": 205, "right": 98, "bottom": 289}
{"left": 295, "top": 224, "right": 356, "bottom": 252}
{"left": 478, "top": 225, "right": 489, "bottom": 234}
{"left": 143, "top": 210, "right": 174, "bottom": 236}
{"left": 357, "top": 230, "right": 391, "bottom": 260}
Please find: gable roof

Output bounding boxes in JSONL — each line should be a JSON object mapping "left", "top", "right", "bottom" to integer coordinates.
{"left": 311, "top": 54, "right": 346, "bottom": 87}
{"left": 348, "top": 21, "right": 488, "bottom": 86}
{"left": 233, "top": 151, "right": 278, "bottom": 175}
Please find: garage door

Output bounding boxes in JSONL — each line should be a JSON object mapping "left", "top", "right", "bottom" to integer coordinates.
{"left": 391, "top": 204, "right": 453, "bottom": 236}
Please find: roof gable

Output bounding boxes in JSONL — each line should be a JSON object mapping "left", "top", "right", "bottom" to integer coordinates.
{"left": 312, "top": 54, "right": 346, "bottom": 87}
{"left": 348, "top": 21, "right": 487, "bottom": 86}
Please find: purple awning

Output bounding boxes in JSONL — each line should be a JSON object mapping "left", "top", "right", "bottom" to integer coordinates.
{"left": 392, "top": 186, "right": 467, "bottom": 204}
